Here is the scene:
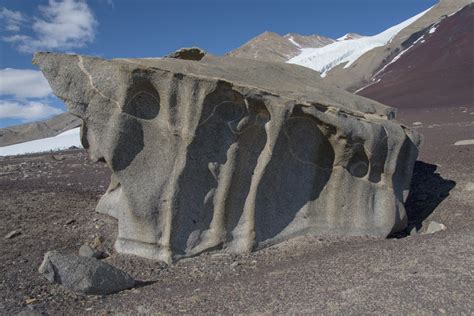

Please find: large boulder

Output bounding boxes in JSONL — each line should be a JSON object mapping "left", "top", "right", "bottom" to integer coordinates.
{"left": 34, "top": 52, "right": 420, "bottom": 263}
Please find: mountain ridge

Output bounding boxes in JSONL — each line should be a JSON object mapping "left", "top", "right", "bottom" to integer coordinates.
{"left": 227, "top": 31, "right": 334, "bottom": 63}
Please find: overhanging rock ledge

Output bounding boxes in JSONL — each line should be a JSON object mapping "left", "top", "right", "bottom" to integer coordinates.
{"left": 34, "top": 51, "right": 420, "bottom": 263}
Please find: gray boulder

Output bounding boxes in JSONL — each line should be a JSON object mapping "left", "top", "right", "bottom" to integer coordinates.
{"left": 38, "top": 251, "right": 134, "bottom": 295}
{"left": 34, "top": 52, "right": 420, "bottom": 263}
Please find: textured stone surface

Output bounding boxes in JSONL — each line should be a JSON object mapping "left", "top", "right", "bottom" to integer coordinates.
{"left": 38, "top": 251, "right": 134, "bottom": 295}
{"left": 34, "top": 52, "right": 420, "bottom": 263}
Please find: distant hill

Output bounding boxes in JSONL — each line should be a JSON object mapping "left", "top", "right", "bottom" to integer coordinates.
{"left": 0, "top": 113, "right": 81, "bottom": 147}
{"left": 227, "top": 31, "right": 334, "bottom": 63}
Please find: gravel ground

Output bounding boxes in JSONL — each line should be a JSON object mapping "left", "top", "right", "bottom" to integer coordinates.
{"left": 1, "top": 106, "right": 473, "bottom": 315}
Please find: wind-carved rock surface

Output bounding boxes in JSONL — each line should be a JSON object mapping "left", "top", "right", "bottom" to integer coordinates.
{"left": 34, "top": 52, "right": 420, "bottom": 263}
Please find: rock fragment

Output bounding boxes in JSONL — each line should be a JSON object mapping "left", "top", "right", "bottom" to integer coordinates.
{"left": 423, "top": 221, "right": 447, "bottom": 234}
{"left": 165, "top": 47, "right": 206, "bottom": 61}
{"left": 38, "top": 251, "right": 134, "bottom": 295}
{"left": 79, "top": 244, "right": 107, "bottom": 259}
{"left": 4, "top": 230, "right": 21, "bottom": 239}
{"left": 465, "top": 182, "right": 474, "bottom": 191}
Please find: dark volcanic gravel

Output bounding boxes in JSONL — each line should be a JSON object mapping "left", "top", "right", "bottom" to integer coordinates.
{"left": 1, "top": 107, "right": 473, "bottom": 315}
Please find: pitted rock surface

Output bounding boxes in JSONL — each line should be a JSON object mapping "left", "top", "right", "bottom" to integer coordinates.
{"left": 34, "top": 52, "right": 420, "bottom": 263}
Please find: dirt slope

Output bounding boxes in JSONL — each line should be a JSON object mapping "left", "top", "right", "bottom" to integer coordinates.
{"left": 358, "top": 4, "right": 474, "bottom": 109}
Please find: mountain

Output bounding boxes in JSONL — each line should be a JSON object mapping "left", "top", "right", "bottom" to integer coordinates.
{"left": 227, "top": 0, "right": 471, "bottom": 94}
{"left": 287, "top": 0, "right": 472, "bottom": 91}
{"left": 227, "top": 31, "right": 334, "bottom": 63}
{"left": 357, "top": 3, "right": 473, "bottom": 110}
{"left": 0, "top": 112, "right": 81, "bottom": 147}
{"left": 0, "top": 127, "right": 81, "bottom": 156}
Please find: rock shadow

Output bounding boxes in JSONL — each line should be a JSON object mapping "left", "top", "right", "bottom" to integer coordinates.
{"left": 401, "top": 161, "right": 456, "bottom": 235}
{"left": 110, "top": 117, "right": 145, "bottom": 171}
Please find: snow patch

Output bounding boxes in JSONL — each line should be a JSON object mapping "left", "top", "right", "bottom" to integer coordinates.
{"left": 0, "top": 128, "right": 82, "bottom": 156}
{"left": 354, "top": 79, "right": 381, "bottom": 94}
{"left": 448, "top": 7, "right": 464, "bottom": 17}
{"left": 287, "top": 36, "right": 302, "bottom": 49}
{"left": 372, "top": 35, "right": 425, "bottom": 78}
{"left": 288, "top": 7, "right": 432, "bottom": 77}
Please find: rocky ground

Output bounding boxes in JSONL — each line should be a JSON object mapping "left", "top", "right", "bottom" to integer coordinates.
{"left": 1, "top": 106, "right": 473, "bottom": 315}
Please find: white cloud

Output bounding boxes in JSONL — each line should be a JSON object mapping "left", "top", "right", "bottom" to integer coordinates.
{"left": 0, "top": 100, "right": 62, "bottom": 121}
{"left": 0, "top": 68, "right": 52, "bottom": 99}
{"left": 0, "top": 7, "right": 26, "bottom": 32}
{"left": 3, "top": 0, "right": 97, "bottom": 53}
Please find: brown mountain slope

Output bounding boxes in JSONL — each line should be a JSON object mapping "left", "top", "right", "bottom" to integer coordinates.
{"left": 323, "top": 0, "right": 473, "bottom": 91}
{"left": 358, "top": 4, "right": 474, "bottom": 109}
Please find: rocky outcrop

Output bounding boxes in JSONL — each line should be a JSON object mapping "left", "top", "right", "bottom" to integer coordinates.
{"left": 34, "top": 52, "right": 420, "bottom": 263}
{"left": 165, "top": 47, "right": 207, "bottom": 61}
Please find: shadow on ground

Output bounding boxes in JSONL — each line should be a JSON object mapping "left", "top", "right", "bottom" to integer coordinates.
{"left": 402, "top": 161, "right": 456, "bottom": 233}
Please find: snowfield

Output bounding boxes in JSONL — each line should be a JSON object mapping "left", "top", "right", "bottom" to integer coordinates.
{"left": 0, "top": 128, "right": 82, "bottom": 156}
{"left": 288, "top": 7, "right": 432, "bottom": 77}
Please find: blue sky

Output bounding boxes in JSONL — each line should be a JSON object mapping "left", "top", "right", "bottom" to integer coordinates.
{"left": 0, "top": 0, "right": 437, "bottom": 128}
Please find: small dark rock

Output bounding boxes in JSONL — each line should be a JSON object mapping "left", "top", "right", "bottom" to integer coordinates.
{"left": 165, "top": 47, "right": 207, "bottom": 61}
{"left": 39, "top": 251, "right": 135, "bottom": 295}
{"left": 65, "top": 219, "right": 76, "bottom": 225}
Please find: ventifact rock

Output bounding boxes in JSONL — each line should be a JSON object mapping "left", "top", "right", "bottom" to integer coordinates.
{"left": 34, "top": 52, "right": 420, "bottom": 263}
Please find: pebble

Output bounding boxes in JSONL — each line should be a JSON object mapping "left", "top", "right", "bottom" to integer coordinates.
{"left": 4, "top": 230, "right": 22, "bottom": 239}
{"left": 65, "top": 219, "right": 76, "bottom": 225}
{"left": 423, "top": 221, "right": 447, "bottom": 234}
